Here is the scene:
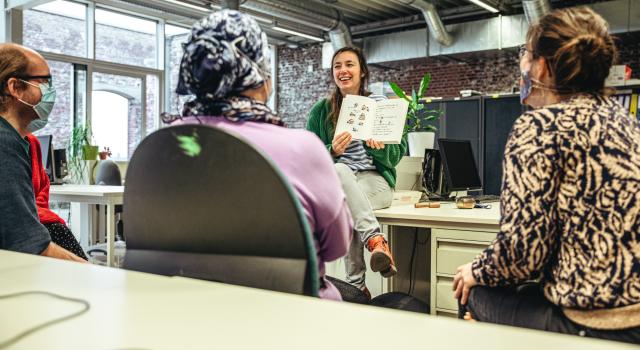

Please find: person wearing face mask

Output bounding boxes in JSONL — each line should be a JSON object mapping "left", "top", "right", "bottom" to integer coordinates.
{"left": 162, "top": 10, "right": 352, "bottom": 300}
{"left": 451, "top": 7, "right": 640, "bottom": 343}
{"left": 0, "top": 43, "right": 85, "bottom": 263}
{"left": 307, "top": 47, "right": 407, "bottom": 298}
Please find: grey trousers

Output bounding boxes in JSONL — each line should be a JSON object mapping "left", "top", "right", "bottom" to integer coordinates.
{"left": 334, "top": 163, "right": 393, "bottom": 289}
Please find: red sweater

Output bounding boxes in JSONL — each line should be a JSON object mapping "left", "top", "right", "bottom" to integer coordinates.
{"left": 27, "top": 134, "right": 65, "bottom": 225}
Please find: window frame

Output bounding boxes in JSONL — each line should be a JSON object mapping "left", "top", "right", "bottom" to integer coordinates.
{"left": 13, "top": 0, "right": 165, "bottom": 158}
{"left": 6, "top": 0, "right": 278, "bottom": 159}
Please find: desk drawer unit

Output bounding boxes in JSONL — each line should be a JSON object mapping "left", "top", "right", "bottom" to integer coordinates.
{"left": 431, "top": 229, "right": 497, "bottom": 315}
{"left": 436, "top": 241, "right": 486, "bottom": 275}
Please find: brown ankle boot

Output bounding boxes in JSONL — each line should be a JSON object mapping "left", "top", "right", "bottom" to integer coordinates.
{"left": 367, "top": 235, "right": 397, "bottom": 277}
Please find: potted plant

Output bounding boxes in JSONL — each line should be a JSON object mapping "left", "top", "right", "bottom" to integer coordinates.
{"left": 68, "top": 124, "right": 98, "bottom": 183}
{"left": 389, "top": 73, "right": 444, "bottom": 157}
{"left": 99, "top": 147, "right": 112, "bottom": 160}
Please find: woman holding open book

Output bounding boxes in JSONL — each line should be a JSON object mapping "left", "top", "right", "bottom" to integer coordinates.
{"left": 307, "top": 47, "right": 408, "bottom": 298}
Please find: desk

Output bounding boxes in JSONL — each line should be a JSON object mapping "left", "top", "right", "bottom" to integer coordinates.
{"left": 375, "top": 203, "right": 500, "bottom": 315}
{"left": 0, "top": 250, "right": 632, "bottom": 350}
{"left": 49, "top": 185, "right": 124, "bottom": 267}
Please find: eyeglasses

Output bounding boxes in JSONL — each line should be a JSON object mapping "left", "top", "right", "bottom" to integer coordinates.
{"left": 518, "top": 45, "right": 536, "bottom": 59}
{"left": 15, "top": 74, "right": 51, "bottom": 83}
{"left": 20, "top": 74, "right": 51, "bottom": 81}
{"left": 17, "top": 75, "right": 53, "bottom": 88}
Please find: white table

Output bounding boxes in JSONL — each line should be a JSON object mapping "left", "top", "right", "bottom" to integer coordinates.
{"left": 49, "top": 185, "right": 124, "bottom": 267}
{"left": 375, "top": 202, "right": 500, "bottom": 231}
{"left": 375, "top": 202, "right": 501, "bottom": 315}
{"left": 0, "top": 250, "right": 633, "bottom": 350}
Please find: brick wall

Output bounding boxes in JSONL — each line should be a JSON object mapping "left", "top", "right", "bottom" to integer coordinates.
{"left": 277, "top": 31, "right": 640, "bottom": 128}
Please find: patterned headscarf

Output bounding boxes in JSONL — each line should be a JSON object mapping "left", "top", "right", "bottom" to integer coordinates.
{"left": 164, "top": 9, "right": 283, "bottom": 126}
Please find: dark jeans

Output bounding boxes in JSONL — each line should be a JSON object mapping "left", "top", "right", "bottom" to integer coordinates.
{"left": 459, "top": 284, "right": 640, "bottom": 345}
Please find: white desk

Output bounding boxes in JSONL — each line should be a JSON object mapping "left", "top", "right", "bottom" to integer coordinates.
{"left": 375, "top": 203, "right": 501, "bottom": 315}
{"left": 375, "top": 202, "right": 500, "bottom": 231}
{"left": 0, "top": 250, "right": 633, "bottom": 350}
{"left": 49, "top": 185, "right": 124, "bottom": 267}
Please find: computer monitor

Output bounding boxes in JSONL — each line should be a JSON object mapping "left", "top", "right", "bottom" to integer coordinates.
{"left": 437, "top": 139, "right": 482, "bottom": 192}
{"left": 36, "top": 134, "right": 54, "bottom": 181}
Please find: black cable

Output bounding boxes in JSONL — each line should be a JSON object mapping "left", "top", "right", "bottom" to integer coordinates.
{"left": 0, "top": 291, "right": 90, "bottom": 349}
{"left": 407, "top": 228, "right": 418, "bottom": 295}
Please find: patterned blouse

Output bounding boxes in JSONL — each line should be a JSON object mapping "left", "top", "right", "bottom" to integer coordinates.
{"left": 472, "top": 94, "right": 640, "bottom": 310}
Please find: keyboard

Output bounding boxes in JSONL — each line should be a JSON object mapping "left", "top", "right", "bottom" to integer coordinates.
{"left": 472, "top": 195, "right": 501, "bottom": 203}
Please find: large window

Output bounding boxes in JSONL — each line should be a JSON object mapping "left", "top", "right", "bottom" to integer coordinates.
{"left": 21, "top": 2, "right": 283, "bottom": 165}
{"left": 32, "top": 61, "right": 76, "bottom": 150}
{"left": 165, "top": 24, "right": 191, "bottom": 115}
{"left": 23, "top": 0, "right": 87, "bottom": 57}
{"left": 91, "top": 72, "right": 143, "bottom": 160}
{"left": 95, "top": 9, "right": 158, "bottom": 68}
{"left": 146, "top": 74, "right": 160, "bottom": 134}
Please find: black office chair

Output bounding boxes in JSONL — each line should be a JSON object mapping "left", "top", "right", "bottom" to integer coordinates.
{"left": 123, "top": 125, "right": 320, "bottom": 297}
{"left": 87, "top": 160, "right": 125, "bottom": 262}
{"left": 95, "top": 159, "right": 124, "bottom": 241}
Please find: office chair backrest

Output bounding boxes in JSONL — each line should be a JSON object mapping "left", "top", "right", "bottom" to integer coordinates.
{"left": 123, "top": 124, "right": 319, "bottom": 296}
{"left": 95, "top": 160, "right": 122, "bottom": 186}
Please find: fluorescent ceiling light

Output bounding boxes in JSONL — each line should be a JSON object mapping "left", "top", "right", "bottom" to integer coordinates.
{"left": 161, "top": 1, "right": 272, "bottom": 25}
{"left": 33, "top": 0, "right": 86, "bottom": 20}
{"left": 468, "top": 0, "right": 499, "bottom": 13}
{"left": 96, "top": 8, "right": 157, "bottom": 34}
{"left": 272, "top": 26, "right": 324, "bottom": 42}
{"left": 165, "top": 24, "right": 191, "bottom": 36}
{"left": 251, "top": 14, "right": 273, "bottom": 24}
{"left": 161, "top": 0, "right": 211, "bottom": 13}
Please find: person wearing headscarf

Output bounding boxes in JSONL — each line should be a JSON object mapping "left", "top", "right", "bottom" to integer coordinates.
{"left": 163, "top": 9, "right": 352, "bottom": 300}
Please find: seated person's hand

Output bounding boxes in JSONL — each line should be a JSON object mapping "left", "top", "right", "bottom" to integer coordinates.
{"left": 41, "top": 242, "right": 88, "bottom": 263}
{"left": 453, "top": 262, "right": 477, "bottom": 305}
{"left": 331, "top": 131, "right": 352, "bottom": 156}
{"left": 365, "top": 139, "right": 385, "bottom": 150}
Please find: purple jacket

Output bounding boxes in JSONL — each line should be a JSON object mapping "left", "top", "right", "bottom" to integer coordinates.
{"left": 178, "top": 117, "right": 353, "bottom": 300}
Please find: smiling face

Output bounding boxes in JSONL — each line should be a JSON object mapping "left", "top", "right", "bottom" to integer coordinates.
{"left": 333, "top": 50, "right": 362, "bottom": 96}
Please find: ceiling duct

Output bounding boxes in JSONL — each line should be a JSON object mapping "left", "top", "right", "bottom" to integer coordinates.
{"left": 328, "top": 19, "right": 353, "bottom": 50}
{"left": 221, "top": 0, "right": 240, "bottom": 10}
{"left": 522, "top": 0, "right": 551, "bottom": 24}
{"left": 391, "top": 0, "right": 454, "bottom": 47}
{"left": 239, "top": 0, "right": 352, "bottom": 49}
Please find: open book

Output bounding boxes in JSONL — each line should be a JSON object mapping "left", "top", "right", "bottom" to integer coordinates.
{"left": 335, "top": 94, "right": 409, "bottom": 144}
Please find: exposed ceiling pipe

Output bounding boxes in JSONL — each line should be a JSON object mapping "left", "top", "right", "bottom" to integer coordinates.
{"left": 522, "top": 0, "right": 551, "bottom": 24}
{"left": 328, "top": 18, "right": 353, "bottom": 50}
{"left": 390, "top": 0, "right": 454, "bottom": 46}
{"left": 239, "top": 0, "right": 353, "bottom": 49}
{"left": 221, "top": 0, "right": 240, "bottom": 10}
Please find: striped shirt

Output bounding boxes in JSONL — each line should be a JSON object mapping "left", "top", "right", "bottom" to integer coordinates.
{"left": 337, "top": 94, "right": 386, "bottom": 171}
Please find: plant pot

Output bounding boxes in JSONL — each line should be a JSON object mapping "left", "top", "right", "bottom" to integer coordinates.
{"left": 407, "top": 131, "right": 435, "bottom": 157}
{"left": 82, "top": 145, "right": 99, "bottom": 160}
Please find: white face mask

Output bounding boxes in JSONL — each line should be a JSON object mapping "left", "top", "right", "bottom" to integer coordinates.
{"left": 18, "top": 79, "right": 57, "bottom": 132}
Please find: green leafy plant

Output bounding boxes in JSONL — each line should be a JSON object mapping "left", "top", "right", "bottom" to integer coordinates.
{"left": 389, "top": 73, "right": 443, "bottom": 133}
{"left": 68, "top": 124, "right": 97, "bottom": 183}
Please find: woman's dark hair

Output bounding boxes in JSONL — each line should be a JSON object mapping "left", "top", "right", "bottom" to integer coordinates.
{"left": 526, "top": 6, "right": 617, "bottom": 96}
{"left": 328, "top": 46, "right": 370, "bottom": 128}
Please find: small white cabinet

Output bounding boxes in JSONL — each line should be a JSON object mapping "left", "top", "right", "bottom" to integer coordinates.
{"left": 430, "top": 229, "right": 497, "bottom": 316}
